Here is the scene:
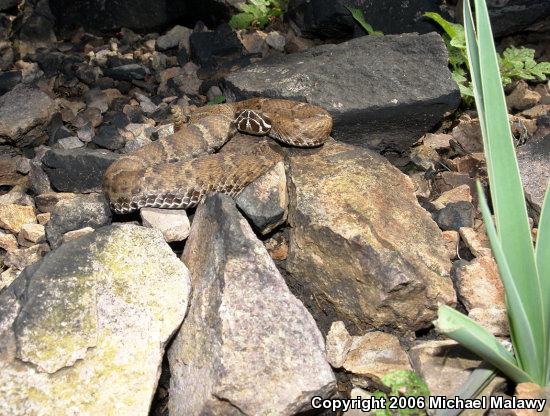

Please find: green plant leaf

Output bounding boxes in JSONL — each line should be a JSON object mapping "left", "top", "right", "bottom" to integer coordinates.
{"left": 536, "top": 186, "right": 550, "bottom": 384}
{"left": 433, "top": 364, "right": 497, "bottom": 416}
{"left": 434, "top": 304, "right": 533, "bottom": 384}
{"left": 345, "top": 6, "right": 383, "bottom": 36}
{"left": 424, "top": 12, "right": 465, "bottom": 49}
{"left": 229, "top": 12, "right": 256, "bottom": 29}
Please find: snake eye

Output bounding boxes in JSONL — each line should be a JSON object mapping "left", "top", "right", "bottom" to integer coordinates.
{"left": 235, "top": 109, "right": 272, "bottom": 136}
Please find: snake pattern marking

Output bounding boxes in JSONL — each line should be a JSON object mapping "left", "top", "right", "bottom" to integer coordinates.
{"left": 103, "top": 98, "right": 333, "bottom": 214}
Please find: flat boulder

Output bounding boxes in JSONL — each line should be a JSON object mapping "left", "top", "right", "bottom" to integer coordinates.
{"left": 0, "top": 224, "right": 190, "bottom": 415}
{"left": 286, "top": 141, "right": 456, "bottom": 332}
{"left": 169, "top": 194, "right": 335, "bottom": 416}
{"left": 224, "top": 32, "right": 459, "bottom": 152}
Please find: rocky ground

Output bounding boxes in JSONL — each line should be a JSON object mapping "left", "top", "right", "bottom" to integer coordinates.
{"left": 0, "top": 0, "right": 549, "bottom": 415}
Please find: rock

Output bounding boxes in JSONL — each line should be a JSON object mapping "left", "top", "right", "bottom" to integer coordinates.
{"left": 4, "top": 244, "right": 48, "bottom": 270}
{"left": 286, "top": 0, "right": 450, "bottom": 38}
{"left": 459, "top": 226, "right": 491, "bottom": 257}
{"left": 264, "top": 233, "right": 289, "bottom": 261}
{"left": 455, "top": 256, "right": 508, "bottom": 336}
{"left": 432, "top": 184, "right": 473, "bottom": 210}
{"left": 517, "top": 135, "right": 550, "bottom": 220}
{"left": 0, "top": 156, "right": 25, "bottom": 186}
{"left": 157, "top": 25, "right": 192, "bottom": 51}
{"left": 92, "top": 125, "right": 125, "bottom": 150}
{"left": 421, "top": 132, "right": 452, "bottom": 151}
{"left": 0, "top": 0, "right": 17, "bottom": 12}
{"left": 238, "top": 30, "right": 269, "bottom": 56}
{"left": 265, "top": 31, "right": 286, "bottom": 52}
{"left": 140, "top": 208, "right": 190, "bottom": 242}
{"left": 342, "top": 332, "right": 411, "bottom": 379}
{"left": 104, "top": 63, "right": 147, "bottom": 81}
{"left": 236, "top": 161, "right": 287, "bottom": 235}
{"left": 19, "top": 223, "right": 46, "bottom": 244}
{"left": 441, "top": 230, "right": 459, "bottom": 260}
{"left": 0, "top": 204, "right": 36, "bottom": 233}
{"left": 0, "top": 224, "right": 190, "bottom": 415}
{"left": 50, "top": 0, "right": 188, "bottom": 33}
{"left": 451, "top": 113, "right": 484, "bottom": 153}
{"left": 0, "top": 84, "right": 56, "bottom": 146}
{"left": 514, "top": 383, "right": 550, "bottom": 415}
{"left": 62, "top": 226, "right": 95, "bottom": 243}
{"left": 0, "top": 185, "right": 33, "bottom": 206}
{"left": 0, "top": 70, "right": 22, "bottom": 96}
{"left": 35, "top": 192, "right": 77, "bottom": 213}
{"left": 16, "top": 157, "right": 31, "bottom": 174}
{"left": 409, "top": 340, "right": 487, "bottom": 397}
{"left": 55, "top": 136, "right": 85, "bottom": 149}
{"left": 153, "top": 123, "right": 174, "bottom": 141}
{"left": 434, "top": 201, "right": 474, "bottom": 231}
{"left": 286, "top": 141, "right": 455, "bottom": 332}
{"left": 325, "top": 321, "right": 353, "bottom": 369}
{"left": 45, "top": 193, "right": 112, "bottom": 248}
{"left": 36, "top": 212, "right": 50, "bottom": 225}
{"left": 189, "top": 23, "right": 243, "bottom": 68}
{"left": 169, "top": 194, "right": 336, "bottom": 415}
{"left": 42, "top": 148, "right": 118, "bottom": 193}
{"left": 488, "top": 0, "right": 550, "bottom": 37}
{"left": 224, "top": 33, "right": 459, "bottom": 152}
{"left": 0, "top": 229, "right": 18, "bottom": 252}
{"left": 507, "top": 80, "right": 541, "bottom": 111}
{"left": 0, "top": 267, "right": 18, "bottom": 292}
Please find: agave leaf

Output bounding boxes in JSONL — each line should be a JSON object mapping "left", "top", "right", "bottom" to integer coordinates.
{"left": 536, "top": 185, "right": 550, "bottom": 384}
{"left": 434, "top": 304, "right": 532, "bottom": 384}
{"left": 470, "top": 0, "right": 546, "bottom": 383}
{"left": 433, "top": 364, "right": 497, "bottom": 416}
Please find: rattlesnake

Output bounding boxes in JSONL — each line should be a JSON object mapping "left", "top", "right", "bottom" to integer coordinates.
{"left": 103, "top": 98, "right": 333, "bottom": 214}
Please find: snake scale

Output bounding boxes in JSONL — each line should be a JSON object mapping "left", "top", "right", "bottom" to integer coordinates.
{"left": 103, "top": 98, "right": 333, "bottom": 214}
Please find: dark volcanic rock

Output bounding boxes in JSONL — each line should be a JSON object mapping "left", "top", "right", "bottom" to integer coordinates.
{"left": 0, "top": 70, "right": 21, "bottom": 95}
{"left": 287, "top": 0, "right": 449, "bottom": 39}
{"left": 224, "top": 32, "right": 460, "bottom": 152}
{"left": 42, "top": 148, "right": 118, "bottom": 193}
{"left": 189, "top": 23, "right": 243, "bottom": 68}
{"left": 49, "top": 0, "right": 187, "bottom": 33}
{"left": 45, "top": 193, "right": 111, "bottom": 248}
{"left": 92, "top": 125, "right": 125, "bottom": 150}
{"left": 104, "top": 64, "right": 147, "bottom": 81}
{"left": 487, "top": 0, "right": 550, "bottom": 37}
{"left": 434, "top": 201, "right": 475, "bottom": 231}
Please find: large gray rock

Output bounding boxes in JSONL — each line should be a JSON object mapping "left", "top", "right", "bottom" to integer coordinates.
{"left": 45, "top": 193, "right": 112, "bottom": 248}
{"left": 286, "top": 141, "right": 456, "bottom": 333}
{"left": 0, "top": 224, "right": 190, "bottom": 415}
{"left": 518, "top": 135, "right": 550, "bottom": 220}
{"left": 0, "top": 84, "right": 56, "bottom": 146}
{"left": 169, "top": 194, "right": 336, "bottom": 416}
{"left": 224, "top": 32, "right": 460, "bottom": 152}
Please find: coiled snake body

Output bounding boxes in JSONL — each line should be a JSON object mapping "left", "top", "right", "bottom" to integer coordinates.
{"left": 103, "top": 98, "right": 332, "bottom": 214}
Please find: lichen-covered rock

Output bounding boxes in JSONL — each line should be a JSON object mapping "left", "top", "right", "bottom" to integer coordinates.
{"left": 0, "top": 224, "right": 190, "bottom": 416}
{"left": 286, "top": 141, "right": 456, "bottom": 332}
{"left": 169, "top": 194, "right": 335, "bottom": 416}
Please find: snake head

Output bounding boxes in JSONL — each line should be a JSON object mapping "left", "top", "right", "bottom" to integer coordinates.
{"left": 234, "top": 109, "right": 272, "bottom": 136}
